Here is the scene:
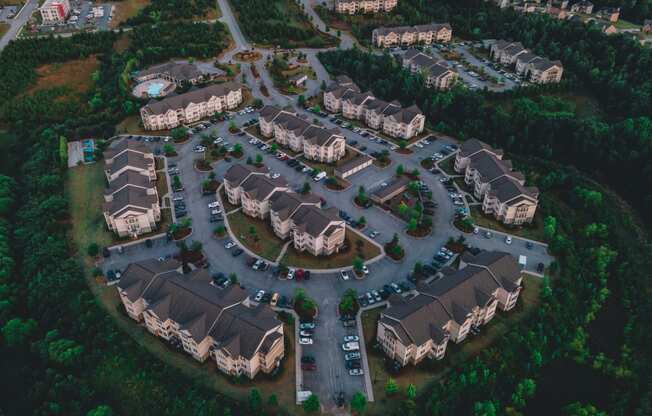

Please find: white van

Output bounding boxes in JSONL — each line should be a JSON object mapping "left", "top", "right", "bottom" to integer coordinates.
{"left": 313, "top": 171, "right": 327, "bottom": 182}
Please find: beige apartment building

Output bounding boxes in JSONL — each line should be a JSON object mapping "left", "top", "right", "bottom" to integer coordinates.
{"left": 455, "top": 138, "right": 539, "bottom": 225}
{"left": 372, "top": 23, "right": 452, "bottom": 48}
{"left": 224, "top": 164, "right": 347, "bottom": 256}
{"left": 335, "top": 0, "right": 397, "bottom": 14}
{"left": 118, "top": 259, "right": 285, "bottom": 379}
{"left": 140, "top": 82, "right": 243, "bottom": 131}
{"left": 491, "top": 40, "right": 563, "bottom": 84}
{"left": 377, "top": 251, "right": 523, "bottom": 366}
{"left": 103, "top": 139, "right": 161, "bottom": 238}
{"left": 402, "top": 48, "right": 458, "bottom": 90}
{"left": 324, "top": 78, "right": 426, "bottom": 139}
{"left": 259, "top": 106, "right": 346, "bottom": 163}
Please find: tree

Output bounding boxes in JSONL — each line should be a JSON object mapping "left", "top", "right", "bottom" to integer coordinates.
{"left": 87, "top": 242, "right": 99, "bottom": 257}
{"left": 385, "top": 377, "right": 398, "bottom": 396}
{"left": 399, "top": 139, "right": 407, "bottom": 149}
{"left": 303, "top": 393, "right": 320, "bottom": 413}
{"left": 228, "top": 120, "right": 237, "bottom": 132}
{"left": 232, "top": 143, "right": 243, "bottom": 154}
{"left": 511, "top": 378, "right": 536, "bottom": 409}
{"left": 406, "top": 383, "right": 416, "bottom": 400}
{"left": 473, "top": 401, "right": 497, "bottom": 416}
{"left": 544, "top": 216, "right": 557, "bottom": 241}
{"left": 351, "top": 392, "right": 367, "bottom": 415}
{"left": 171, "top": 127, "right": 188, "bottom": 141}
{"left": 352, "top": 257, "right": 363, "bottom": 274}
{"left": 249, "top": 388, "right": 262, "bottom": 412}
{"left": 255, "top": 153, "right": 263, "bottom": 165}
{"left": 407, "top": 218, "right": 417, "bottom": 232}
{"left": 87, "top": 406, "right": 114, "bottom": 416}
{"left": 357, "top": 185, "right": 367, "bottom": 204}
{"left": 398, "top": 202, "right": 409, "bottom": 218}
{"left": 58, "top": 136, "right": 67, "bottom": 167}
{"left": 298, "top": 94, "right": 306, "bottom": 106}
{"left": 563, "top": 402, "right": 607, "bottom": 416}
{"left": 229, "top": 273, "right": 238, "bottom": 284}
{"left": 396, "top": 164, "right": 404, "bottom": 176}
{"left": 301, "top": 182, "right": 311, "bottom": 194}
{"left": 267, "top": 393, "right": 278, "bottom": 407}
{"left": 190, "top": 240, "right": 203, "bottom": 252}
{"left": 163, "top": 144, "right": 175, "bottom": 155}
{"left": 1, "top": 318, "right": 37, "bottom": 347}
{"left": 358, "top": 216, "right": 366, "bottom": 226}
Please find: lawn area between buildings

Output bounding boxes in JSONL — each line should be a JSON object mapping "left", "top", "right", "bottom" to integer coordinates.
{"left": 115, "top": 115, "right": 172, "bottom": 136}
{"left": 280, "top": 228, "right": 381, "bottom": 269}
{"left": 470, "top": 205, "right": 546, "bottom": 242}
{"left": 227, "top": 210, "right": 285, "bottom": 261}
{"left": 109, "top": 0, "right": 150, "bottom": 28}
{"left": 0, "top": 22, "right": 8, "bottom": 39}
{"left": 362, "top": 275, "right": 542, "bottom": 415}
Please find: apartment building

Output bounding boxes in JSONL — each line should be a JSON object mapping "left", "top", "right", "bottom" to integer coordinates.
{"left": 324, "top": 78, "right": 426, "bottom": 139}
{"left": 402, "top": 48, "right": 458, "bottom": 90}
{"left": 140, "top": 82, "right": 243, "bottom": 131}
{"left": 40, "top": 0, "right": 70, "bottom": 24}
{"left": 102, "top": 139, "right": 160, "bottom": 238}
{"left": 335, "top": 0, "right": 397, "bottom": 14}
{"left": 118, "top": 259, "right": 285, "bottom": 379}
{"left": 491, "top": 40, "right": 563, "bottom": 84}
{"left": 135, "top": 61, "right": 224, "bottom": 86}
{"left": 455, "top": 138, "right": 539, "bottom": 225}
{"left": 372, "top": 23, "right": 452, "bottom": 48}
{"left": 377, "top": 251, "right": 523, "bottom": 366}
{"left": 259, "top": 106, "right": 346, "bottom": 163}
{"left": 224, "top": 164, "right": 347, "bottom": 256}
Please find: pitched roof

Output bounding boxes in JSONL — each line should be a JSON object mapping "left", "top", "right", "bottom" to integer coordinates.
{"left": 241, "top": 175, "right": 288, "bottom": 202}
{"left": 104, "top": 138, "right": 150, "bottom": 160}
{"left": 118, "top": 258, "right": 182, "bottom": 302}
{"left": 259, "top": 105, "right": 282, "bottom": 122}
{"left": 303, "top": 125, "right": 343, "bottom": 146}
{"left": 468, "top": 151, "right": 524, "bottom": 183}
{"left": 106, "top": 150, "right": 153, "bottom": 175}
{"left": 138, "top": 62, "right": 205, "bottom": 82}
{"left": 224, "top": 164, "right": 267, "bottom": 187}
{"left": 273, "top": 111, "right": 311, "bottom": 133}
{"left": 291, "top": 206, "right": 343, "bottom": 237}
{"left": 103, "top": 185, "right": 158, "bottom": 216}
{"left": 459, "top": 138, "right": 503, "bottom": 158}
{"left": 373, "top": 23, "right": 451, "bottom": 37}
{"left": 335, "top": 154, "right": 372, "bottom": 174}
{"left": 142, "top": 82, "right": 243, "bottom": 115}
{"left": 386, "top": 104, "right": 423, "bottom": 124}
{"left": 371, "top": 176, "right": 410, "bottom": 200}
{"left": 487, "top": 175, "right": 539, "bottom": 203}
{"left": 270, "top": 191, "right": 321, "bottom": 220}
{"left": 105, "top": 170, "right": 153, "bottom": 196}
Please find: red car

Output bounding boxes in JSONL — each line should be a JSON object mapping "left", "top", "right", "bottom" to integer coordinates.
{"left": 301, "top": 363, "right": 317, "bottom": 371}
{"left": 295, "top": 268, "right": 305, "bottom": 280}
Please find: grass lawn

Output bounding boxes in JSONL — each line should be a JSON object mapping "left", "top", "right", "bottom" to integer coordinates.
{"left": 614, "top": 18, "right": 640, "bottom": 30}
{"left": 437, "top": 155, "right": 457, "bottom": 176}
{"left": 115, "top": 115, "right": 172, "bottom": 136}
{"left": 281, "top": 228, "right": 381, "bottom": 269}
{"left": 25, "top": 55, "right": 99, "bottom": 97}
{"left": 227, "top": 210, "right": 285, "bottom": 261}
{"left": 363, "top": 275, "right": 542, "bottom": 415}
{"left": 109, "top": 0, "right": 150, "bottom": 28}
{"left": 0, "top": 22, "right": 8, "bottom": 39}
{"left": 470, "top": 205, "right": 545, "bottom": 242}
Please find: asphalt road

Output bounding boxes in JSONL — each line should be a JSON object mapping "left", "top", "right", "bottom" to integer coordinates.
{"left": 0, "top": 0, "right": 38, "bottom": 50}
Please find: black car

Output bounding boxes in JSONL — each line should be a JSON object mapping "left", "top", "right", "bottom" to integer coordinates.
{"left": 336, "top": 392, "right": 345, "bottom": 407}
{"left": 537, "top": 262, "right": 545, "bottom": 273}
{"left": 345, "top": 360, "right": 361, "bottom": 370}
{"left": 102, "top": 247, "right": 111, "bottom": 258}
{"left": 301, "top": 355, "right": 316, "bottom": 364}
{"left": 304, "top": 270, "right": 311, "bottom": 280}
{"left": 232, "top": 248, "right": 244, "bottom": 257}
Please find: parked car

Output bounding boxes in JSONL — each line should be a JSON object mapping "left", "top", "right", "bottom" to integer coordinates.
{"left": 505, "top": 235, "right": 512, "bottom": 245}
{"left": 344, "top": 352, "right": 361, "bottom": 361}
{"left": 343, "top": 335, "right": 359, "bottom": 342}
{"left": 270, "top": 292, "right": 279, "bottom": 306}
{"left": 254, "top": 290, "right": 265, "bottom": 302}
{"left": 224, "top": 240, "right": 236, "bottom": 249}
{"left": 349, "top": 369, "right": 364, "bottom": 376}
{"left": 300, "top": 330, "right": 314, "bottom": 337}
{"left": 301, "top": 355, "right": 316, "bottom": 364}
{"left": 340, "top": 270, "right": 350, "bottom": 281}
{"left": 287, "top": 268, "right": 295, "bottom": 280}
{"left": 299, "top": 338, "right": 313, "bottom": 345}
{"left": 231, "top": 248, "right": 244, "bottom": 257}
{"left": 299, "top": 322, "right": 315, "bottom": 330}
{"left": 342, "top": 342, "right": 360, "bottom": 351}
{"left": 345, "top": 360, "right": 361, "bottom": 370}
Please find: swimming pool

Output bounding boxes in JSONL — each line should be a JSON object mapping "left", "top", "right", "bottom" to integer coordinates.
{"left": 147, "top": 82, "right": 165, "bottom": 97}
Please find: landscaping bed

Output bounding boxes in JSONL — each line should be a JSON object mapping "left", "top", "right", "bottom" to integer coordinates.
{"left": 171, "top": 227, "right": 192, "bottom": 241}
{"left": 194, "top": 159, "right": 212, "bottom": 171}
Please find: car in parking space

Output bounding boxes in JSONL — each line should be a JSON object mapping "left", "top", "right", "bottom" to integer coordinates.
{"left": 526, "top": 241, "right": 534, "bottom": 250}
{"left": 344, "top": 352, "right": 361, "bottom": 361}
{"left": 365, "top": 292, "right": 375, "bottom": 305}
{"left": 349, "top": 369, "right": 364, "bottom": 376}
{"left": 369, "top": 230, "right": 379, "bottom": 239}
{"left": 390, "top": 282, "right": 402, "bottom": 293}
{"left": 224, "top": 240, "right": 236, "bottom": 249}
{"left": 254, "top": 290, "right": 265, "bottom": 302}
{"left": 232, "top": 248, "right": 244, "bottom": 257}
{"left": 372, "top": 290, "right": 382, "bottom": 302}
{"left": 505, "top": 235, "right": 512, "bottom": 245}
{"left": 299, "top": 322, "right": 315, "bottom": 330}
{"left": 208, "top": 201, "right": 220, "bottom": 209}
{"left": 300, "top": 330, "right": 314, "bottom": 337}
{"left": 343, "top": 335, "right": 359, "bottom": 342}
{"left": 271, "top": 172, "right": 281, "bottom": 179}
{"left": 361, "top": 265, "right": 369, "bottom": 275}
{"left": 287, "top": 268, "right": 295, "bottom": 280}
{"left": 270, "top": 292, "right": 279, "bottom": 306}
{"left": 345, "top": 360, "right": 361, "bottom": 370}
{"left": 342, "top": 341, "right": 360, "bottom": 351}
{"left": 485, "top": 231, "right": 493, "bottom": 239}
{"left": 301, "top": 355, "right": 316, "bottom": 364}
{"left": 537, "top": 262, "right": 545, "bottom": 273}
{"left": 415, "top": 142, "right": 423, "bottom": 148}
{"left": 299, "top": 338, "right": 314, "bottom": 345}
{"left": 340, "top": 270, "right": 350, "bottom": 281}
{"left": 193, "top": 145, "right": 206, "bottom": 153}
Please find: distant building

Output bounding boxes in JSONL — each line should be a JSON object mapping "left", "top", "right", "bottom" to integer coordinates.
{"left": 370, "top": 176, "right": 410, "bottom": 204}
{"left": 377, "top": 251, "right": 523, "bottom": 366}
{"left": 402, "top": 48, "right": 458, "bottom": 90}
{"left": 643, "top": 19, "right": 652, "bottom": 33}
{"left": 102, "top": 139, "right": 160, "bottom": 238}
{"left": 334, "top": 0, "right": 397, "bottom": 14}
{"left": 135, "top": 61, "right": 225, "bottom": 86}
{"left": 570, "top": 0, "right": 594, "bottom": 14}
{"left": 289, "top": 74, "right": 308, "bottom": 87}
{"left": 140, "top": 82, "right": 243, "bottom": 130}
{"left": 372, "top": 23, "right": 452, "bottom": 48}
{"left": 597, "top": 7, "right": 620, "bottom": 22}
{"left": 594, "top": 20, "right": 618, "bottom": 35}
{"left": 118, "top": 259, "right": 285, "bottom": 379}
{"left": 490, "top": 40, "right": 563, "bottom": 84}
{"left": 40, "top": 0, "right": 70, "bottom": 24}
{"left": 455, "top": 139, "right": 539, "bottom": 225}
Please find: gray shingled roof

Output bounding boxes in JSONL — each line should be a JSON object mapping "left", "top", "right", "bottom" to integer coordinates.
{"left": 103, "top": 185, "right": 158, "bottom": 216}
{"left": 291, "top": 205, "right": 342, "bottom": 237}
{"left": 260, "top": 105, "right": 282, "bottom": 122}
{"left": 241, "top": 175, "right": 288, "bottom": 202}
{"left": 104, "top": 138, "right": 150, "bottom": 160}
{"left": 487, "top": 175, "right": 539, "bottom": 203}
{"left": 224, "top": 164, "right": 268, "bottom": 187}
{"left": 270, "top": 191, "right": 320, "bottom": 221}
{"left": 106, "top": 150, "right": 153, "bottom": 176}
{"left": 371, "top": 176, "right": 410, "bottom": 200}
{"left": 105, "top": 170, "right": 153, "bottom": 196}
{"left": 138, "top": 62, "right": 204, "bottom": 82}
{"left": 459, "top": 138, "right": 503, "bottom": 158}
{"left": 273, "top": 111, "right": 311, "bottom": 133}
{"left": 142, "top": 82, "right": 242, "bottom": 116}
{"left": 386, "top": 104, "right": 423, "bottom": 124}
{"left": 468, "top": 151, "right": 523, "bottom": 183}
{"left": 118, "top": 258, "right": 182, "bottom": 302}
{"left": 303, "top": 125, "right": 342, "bottom": 146}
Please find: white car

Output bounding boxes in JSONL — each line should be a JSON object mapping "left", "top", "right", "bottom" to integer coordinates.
{"left": 224, "top": 240, "right": 236, "bottom": 249}
{"left": 208, "top": 201, "right": 220, "bottom": 209}
{"left": 271, "top": 173, "right": 281, "bottom": 179}
{"left": 213, "top": 137, "right": 224, "bottom": 145}
{"left": 349, "top": 369, "right": 364, "bottom": 376}
{"left": 340, "top": 270, "right": 350, "bottom": 281}
{"left": 505, "top": 235, "right": 513, "bottom": 245}
{"left": 193, "top": 146, "right": 206, "bottom": 153}
{"left": 210, "top": 209, "right": 222, "bottom": 215}
{"left": 287, "top": 268, "right": 295, "bottom": 280}
{"left": 299, "top": 338, "right": 313, "bottom": 345}
{"left": 343, "top": 335, "right": 359, "bottom": 342}
{"left": 415, "top": 142, "right": 424, "bottom": 148}
{"left": 372, "top": 290, "right": 381, "bottom": 302}
{"left": 390, "top": 283, "right": 401, "bottom": 293}
{"left": 369, "top": 231, "right": 379, "bottom": 239}
{"left": 342, "top": 342, "right": 360, "bottom": 351}
{"left": 254, "top": 290, "right": 265, "bottom": 302}
{"left": 390, "top": 145, "right": 398, "bottom": 151}
{"left": 362, "top": 265, "right": 369, "bottom": 275}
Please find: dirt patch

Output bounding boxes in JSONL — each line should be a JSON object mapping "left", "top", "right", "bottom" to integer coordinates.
{"left": 113, "top": 33, "right": 131, "bottom": 52}
{"left": 172, "top": 227, "right": 192, "bottom": 241}
{"left": 0, "top": 22, "right": 8, "bottom": 39}
{"left": 109, "top": 0, "right": 150, "bottom": 28}
{"left": 234, "top": 51, "right": 262, "bottom": 62}
{"left": 25, "top": 55, "right": 99, "bottom": 96}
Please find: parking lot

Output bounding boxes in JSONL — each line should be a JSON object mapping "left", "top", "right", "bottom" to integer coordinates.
{"left": 33, "top": 0, "right": 113, "bottom": 34}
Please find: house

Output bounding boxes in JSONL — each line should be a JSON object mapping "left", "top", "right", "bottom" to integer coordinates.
{"left": 323, "top": 78, "right": 426, "bottom": 139}
{"left": 323, "top": 75, "right": 361, "bottom": 113}
{"left": 490, "top": 40, "right": 527, "bottom": 65}
{"left": 402, "top": 48, "right": 458, "bottom": 90}
{"left": 140, "top": 82, "right": 243, "bottom": 131}
{"left": 546, "top": 6, "right": 567, "bottom": 19}
{"left": 102, "top": 138, "right": 160, "bottom": 238}
{"left": 372, "top": 23, "right": 452, "bottom": 48}
{"left": 289, "top": 74, "right": 308, "bottom": 87}
{"left": 455, "top": 139, "right": 539, "bottom": 225}
{"left": 334, "top": 0, "right": 397, "bottom": 14}
{"left": 597, "top": 7, "right": 620, "bottom": 22}
{"left": 334, "top": 154, "right": 373, "bottom": 179}
{"left": 225, "top": 164, "right": 347, "bottom": 256}
{"left": 376, "top": 251, "right": 523, "bottom": 366}
{"left": 492, "top": 40, "right": 563, "bottom": 84}
{"left": 117, "top": 259, "right": 285, "bottom": 379}
{"left": 370, "top": 176, "right": 411, "bottom": 204}
{"left": 594, "top": 20, "right": 618, "bottom": 34}
{"left": 570, "top": 0, "right": 593, "bottom": 14}
{"left": 135, "top": 61, "right": 225, "bottom": 86}
{"left": 40, "top": 0, "right": 70, "bottom": 24}
{"left": 259, "top": 106, "right": 346, "bottom": 163}
{"left": 643, "top": 19, "right": 652, "bottom": 33}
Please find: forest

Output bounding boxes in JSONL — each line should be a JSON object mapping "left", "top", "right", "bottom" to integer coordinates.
{"left": 124, "top": 0, "right": 217, "bottom": 25}
{"left": 229, "top": 0, "right": 336, "bottom": 48}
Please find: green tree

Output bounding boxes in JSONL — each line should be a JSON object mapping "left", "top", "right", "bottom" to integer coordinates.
{"left": 87, "top": 242, "right": 100, "bottom": 257}
{"left": 398, "top": 202, "right": 409, "bottom": 218}
{"left": 473, "top": 401, "right": 497, "bottom": 416}
{"left": 543, "top": 216, "right": 557, "bottom": 241}
{"left": 298, "top": 94, "right": 306, "bottom": 106}
{"left": 229, "top": 273, "right": 238, "bottom": 284}
{"left": 301, "top": 182, "right": 311, "bottom": 194}
{"left": 357, "top": 185, "right": 367, "bottom": 204}
{"left": 87, "top": 405, "right": 114, "bottom": 416}
{"left": 351, "top": 392, "right": 367, "bottom": 415}
{"left": 352, "top": 257, "right": 363, "bottom": 274}
{"left": 163, "top": 144, "right": 175, "bottom": 155}
{"left": 267, "top": 393, "right": 278, "bottom": 407}
{"left": 303, "top": 393, "right": 320, "bottom": 413}
{"left": 563, "top": 402, "right": 607, "bottom": 416}
{"left": 249, "top": 388, "right": 262, "bottom": 412}
{"left": 232, "top": 143, "right": 243, "bottom": 154}
{"left": 358, "top": 216, "right": 366, "bottom": 226}
{"left": 406, "top": 383, "right": 416, "bottom": 399}
{"left": 1, "top": 318, "right": 37, "bottom": 347}
{"left": 255, "top": 153, "right": 263, "bottom": 165}
{"left": 385, "top": 377, "right": 398, "bottom": 396}
{"left": 58, "top": 136, "right": 67, "bottom": 167}
{"left": 407, "top": 217, "right": 417, "bottom": 232}
{"left": 396, "top": 164, "right": 404, "bottom": 176}
{"left": 171, "top": 127, "right": 188, "bottom": 141}
{"left": 511, "top": 378, "right": 536, "bottom": 409}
